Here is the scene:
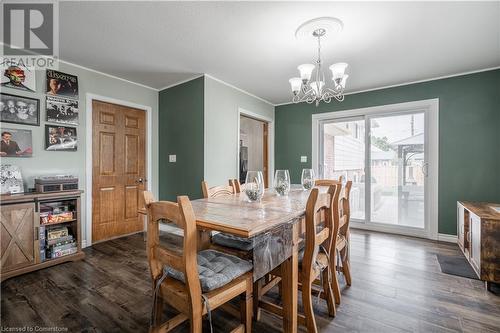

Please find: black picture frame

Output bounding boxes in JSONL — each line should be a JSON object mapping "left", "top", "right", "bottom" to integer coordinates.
{"left": 46, "top": 95, "right": 79, "bottom": 125}
{"left": 0, "top": 93, "right": 40, "bottom": 126}
{"left": 45, "top": 70, "right": 79, "bottom": 98}
{"left": 45, "top": 125, "right": 78, "bottom": 151}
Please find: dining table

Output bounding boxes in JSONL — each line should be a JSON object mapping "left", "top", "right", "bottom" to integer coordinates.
{"left": 190, "top": 184, "right": 318, "bottom": 333}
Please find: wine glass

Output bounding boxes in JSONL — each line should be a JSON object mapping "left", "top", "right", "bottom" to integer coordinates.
{"left": 301, "top": 169, "right": 315, "bottom": 190}
{"left": 273, "top": 170, "right": 290, "bottom": 196}
{"left": 245, "top": 171, "right": 264, "bottom": 202}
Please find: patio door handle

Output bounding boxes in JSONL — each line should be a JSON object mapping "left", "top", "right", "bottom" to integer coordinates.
{"left": 421, "top": 162, "right": 429, "bottom": 177}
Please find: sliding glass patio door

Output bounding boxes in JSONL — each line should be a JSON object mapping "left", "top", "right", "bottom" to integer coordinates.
{"left": 314, "top": 100, "right": 438, "bottom": 239}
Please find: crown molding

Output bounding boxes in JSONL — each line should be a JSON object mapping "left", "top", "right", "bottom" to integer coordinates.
{"left": 204, "top": 73, "right": 275, "bottom": 106}
{"left": 157, "top": 74, "right": 205, "bottom": 91}
{"left": 57, "top": 59, "right": 159, "bottom": 91}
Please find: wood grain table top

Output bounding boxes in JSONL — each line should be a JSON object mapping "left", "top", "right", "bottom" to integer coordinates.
{"left": 191, "top": 185, "right": 322, "bottom": 237}
{"left": 139, "top": 186, "right": 331, "bottom": 237}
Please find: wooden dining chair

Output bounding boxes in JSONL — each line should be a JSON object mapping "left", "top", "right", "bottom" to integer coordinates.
{"left": 144, "top": 192, "right": 254, "bottom": 333}
{"left": 335, "top": 180, "right": 353, "bottom": 301}
{"left": 259, "top": 184, "right": 341, "bottom": 332}
{"left": 201, "top": 181, "right": 235, "bottom": 198}
{"left": 313, "top": 178, "right": 353, "bottom": 304}
{"left": 201, "top": 181, "right": 255, "bottom": 259}
{"left": 315, "top": 175, "right": 343, "bottom": 187}
{"left": 229, "top": 179, "right": 241, "bottom": 193}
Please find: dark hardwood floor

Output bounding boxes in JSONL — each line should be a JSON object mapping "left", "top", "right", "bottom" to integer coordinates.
{"left": 2, "top": 230, "right": 499, "bottom": 332}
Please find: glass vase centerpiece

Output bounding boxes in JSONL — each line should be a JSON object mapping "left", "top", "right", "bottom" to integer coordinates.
{"left": 245, "top": 171, "right": 264, "bottom": 202}
{"left": 273, "top": 170, "right": 290, "bottom": 196}
{"left": 301, "top": 168, "right": 315, "bottom": 190}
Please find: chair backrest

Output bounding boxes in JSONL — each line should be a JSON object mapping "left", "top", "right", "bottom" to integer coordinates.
{"left": 201, "top": 181, "right": 236, "bottom": 198}
{"left": 143, "top": 192, "right": 202, "bottom": 306}
{"left": 229, "top": 179, "right": 241, "bottom": 193}
{"left": 315, "top": 175, "right": 343, "bottom": 186}
{"left": 302, "top": 184, "right": 341, "bottom": 278}
{"left": 315, "top": 177, "right": 352, "bottom": 238}
{"left": 339, "top": 180, "right": 352, "bottom": 237}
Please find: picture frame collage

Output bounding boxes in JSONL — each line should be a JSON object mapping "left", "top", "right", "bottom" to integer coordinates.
{"left": 1, "top": 61, "right": 80, "bottom": 157}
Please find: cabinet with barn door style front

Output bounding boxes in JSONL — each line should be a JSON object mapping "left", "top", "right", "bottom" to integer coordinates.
{"left": 457, "top": 201, "right": 500, "bottom": 291}
{"left": 1, "top": 190, "right": 85, "bottom": 282}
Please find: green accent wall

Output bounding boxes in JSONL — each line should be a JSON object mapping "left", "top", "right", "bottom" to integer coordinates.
{"left": 275, "top": 69, "right": 500, "bottom": 235}
{"left": 159, "top": 76, "right": 204, "bottom": 201}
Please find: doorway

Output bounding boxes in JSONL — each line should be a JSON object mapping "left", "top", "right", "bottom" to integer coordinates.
{"left": 239, "top": 115, "right": 269, "bottom": 187}
{"left": 312, "top": 99, "right": 438, "bottom": 239}
{"left": 91, "top": 100, "right": 147, "bottom": 243}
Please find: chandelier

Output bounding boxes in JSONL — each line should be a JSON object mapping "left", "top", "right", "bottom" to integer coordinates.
{"left": 288, "top": 17, "right": 349, "bottom": 106}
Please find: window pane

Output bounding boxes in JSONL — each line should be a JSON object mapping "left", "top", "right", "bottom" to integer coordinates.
{"left": 370, "top": 113, "right": 425, "bottom": 228}
{"left": 322, "top": 119, "right": 365, "bottom": 220}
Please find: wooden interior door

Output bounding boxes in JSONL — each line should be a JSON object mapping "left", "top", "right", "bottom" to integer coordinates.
{"left": 92, "top": 100, "right": 146, "bottom": 243}
{"left": 0, "top": 203, "right": 36, "bottom": 272}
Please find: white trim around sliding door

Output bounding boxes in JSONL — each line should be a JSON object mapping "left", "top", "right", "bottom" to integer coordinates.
{"left": 312, "top": 99, "right": 439, "bottom": 240}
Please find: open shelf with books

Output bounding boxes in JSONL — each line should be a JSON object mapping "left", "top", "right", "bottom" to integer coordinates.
{"left": 1, "top": 190, "right": 85, "bottom": 281}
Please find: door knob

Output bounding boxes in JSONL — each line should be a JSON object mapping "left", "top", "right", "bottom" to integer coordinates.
{"left": 137, "top": 178, "right": 147, "bottom": 184}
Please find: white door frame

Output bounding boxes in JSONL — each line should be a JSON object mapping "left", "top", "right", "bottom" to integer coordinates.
{"left": 312, "top": 99, "right": 439, "bottom": 240}
{"left": 85, "top": 93, "right": 153, "bottom": 247}
{"left": 237, "top": 107, "right": 275, "bottom": 187}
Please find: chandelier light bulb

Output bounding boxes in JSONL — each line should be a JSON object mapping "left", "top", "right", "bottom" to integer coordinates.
{"left": 339, "top": 74, "right": 349, "bottom": 89}
{"left": 329, "top": 62, "right": 349, "bottom": 81}
{"left": 289, "top": 78, "right": 302, "bottom": 95}
{"left": 297, "top": 64, "right": 315, "bottom": 83}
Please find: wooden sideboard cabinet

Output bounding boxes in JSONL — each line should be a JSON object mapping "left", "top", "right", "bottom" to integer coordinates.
{"left": 457, "top": 201, "right": 500, "bottom": 290}
{"left": 1, "top": 191, "right": 85, "bottom": 282}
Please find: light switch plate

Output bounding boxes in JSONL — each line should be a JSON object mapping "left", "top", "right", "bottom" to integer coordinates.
{"left": 169, "top": 155, "right": 176, "bottom": 162}
{"left": 300, "top": 156, "right": 307, "bottom": 163}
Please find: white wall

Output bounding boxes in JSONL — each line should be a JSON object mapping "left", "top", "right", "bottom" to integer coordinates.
{"left": 0, "top": 61, "right": 159, "bottom": 245}
{"left": 204, "top": 75, "right": 274, "bottom": 186}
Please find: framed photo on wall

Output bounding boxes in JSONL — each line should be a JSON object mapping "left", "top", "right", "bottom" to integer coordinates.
{"left": 45, "top": 125, "right": 78, "bottom": 151}
{"left": 1, "top": 62, "right": 36, "bottom": 92}
{"left": 0, "top": 93, "right": 40, "bottom": 126}
{"left": 46, "top": 70, "right": 79, "bottom": 98}
{"left": 46, "top": 95, "right": 79, "bottom": 125}
{"left": 0, "top": 128, "right": 33, "bottom": 157}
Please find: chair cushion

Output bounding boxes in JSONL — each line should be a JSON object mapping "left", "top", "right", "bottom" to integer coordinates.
{"left": 164, "top": 249, "right": 252, "bottom": 292}
{"left": 212, "top": 232, "right": 255, "bottom": 251}
{"left": 298, "top": 248, "right": 329, "bottom": 271}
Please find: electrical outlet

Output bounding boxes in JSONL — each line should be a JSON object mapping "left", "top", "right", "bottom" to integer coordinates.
{"left": 169, "top": 155, "right": 176, "bottom": 162}
{"left": 300, "top": 156, "right": 307, "bottom": 163}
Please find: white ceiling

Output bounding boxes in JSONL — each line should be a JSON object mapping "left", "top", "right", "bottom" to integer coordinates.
{"left": 59, "top": 1, "right": 500, "bottom": 105}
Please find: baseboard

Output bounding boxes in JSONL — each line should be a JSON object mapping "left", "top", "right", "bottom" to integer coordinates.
{"left": 437, "top": 233, "right": 458, "bottom": 243}
{"left": 82, "top": 240, "right": 88, "bottom": 248}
